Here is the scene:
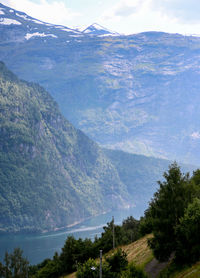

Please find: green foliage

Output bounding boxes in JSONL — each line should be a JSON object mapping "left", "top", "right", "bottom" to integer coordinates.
{"left": 105, "top": 249, "right": 128, "bottom": 277}
{"left": 122, "top": 216, "right": 140, "bottom": 243}
{"left": 28, "top": 258, "right": 52, "bottom": 277}
{"left": 77, "top": 249, "right": 128, "bottom": 278}
{"left": 97, "top": 217, "right": 140, "bottom": 254}
{"left": 138, "top": 213, "right": 153, "bottom": 237}
{"left": 30, "top": 216, "right": 142, "bottom": 277}
{"left": 59, "top": 236, "right": 96, "bottom": 274}
{"left": 0, "top": 248, "right": 29, "bottom": 278}
{"left": 175, "top": 198, "right": 200, "bottom": 264}
{"left": 76, "top": 258, "right": 99, "bottom": 278}
{"left": 143, "top": 162, "right": 200, "bottom": 266}
{"left": 121, "top": 263, "right": 148, "bottom": 278}
{"left": 147, "top": 162, "right": 193, "bottom": 261}
{"left": 34, "top": 255, "right": 61, "bottom": 278}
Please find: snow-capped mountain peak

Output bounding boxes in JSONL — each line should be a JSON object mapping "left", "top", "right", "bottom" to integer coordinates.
{"left": 0, "top": 3, "right": 83, "bottom": 39}
{"left": 82, "top": 23, "right": 119, "bottom": 36}
{"left": 0, "top": 3, "right": 120, "bottom": 41}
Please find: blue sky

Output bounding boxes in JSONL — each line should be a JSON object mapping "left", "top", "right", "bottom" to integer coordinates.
{"left": 2, "top": 0, "right": 200, "bottom": 35}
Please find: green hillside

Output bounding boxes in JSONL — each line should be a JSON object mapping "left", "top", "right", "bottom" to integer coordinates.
{"left": 65, "top": 234, "right": 200, "bottom": 278}
{"left": 0, "top": 61, "right": 129, "bottom": 233}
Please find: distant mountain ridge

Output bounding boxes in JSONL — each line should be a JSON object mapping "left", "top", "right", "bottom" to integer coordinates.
{"left": 0, "top": 3, "right": 117, "bottom": 39}
{"left": 1, "top": 3, "right": 200, "bottom": 166}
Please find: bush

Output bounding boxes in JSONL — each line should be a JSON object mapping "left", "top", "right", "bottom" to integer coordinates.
{"left": 105, "top": 248, "right": 128, "bottom": 276}
{"left": 76, "top": 258, "right": 111, "bottom": 278}
{"left": 77, "top": 249, "right": 128, "bottom": 278}
{"left": 121, "top": 263, "right": 147, "bottom": 278}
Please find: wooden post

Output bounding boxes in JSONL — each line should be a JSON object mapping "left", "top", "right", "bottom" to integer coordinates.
{"left": 112, "top": 216, "right": 115, "bottom": 249}
{"left": 100, "top": 250, "right": 102, "bottom": 278}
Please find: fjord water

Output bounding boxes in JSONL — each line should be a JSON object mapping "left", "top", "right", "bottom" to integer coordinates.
{"left": 0, "top": 207, "right": 143, "bottom": 265}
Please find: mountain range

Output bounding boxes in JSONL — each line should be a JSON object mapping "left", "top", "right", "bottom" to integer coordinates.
{"left": 1, "top": 61, "right": 188, "bottom": 234}
{"left": 0, "top": 4, "right": 199, "bottom": 233}
{"left": 1, "top": 3, "right": 200, "bottom": 165}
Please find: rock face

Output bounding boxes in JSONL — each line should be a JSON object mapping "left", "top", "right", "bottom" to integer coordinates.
{"left": 0, "top": 61, "right": 129, "bottom": 233}
{"left": 1, "top": 4, "right": 200, "bottom": 165}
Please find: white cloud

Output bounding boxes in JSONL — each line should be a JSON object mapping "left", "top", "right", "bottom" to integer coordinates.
{"left": 1, "top": 0, "right": 81, "bottom": 26}
{"left": 98, "top": 0, "right": 200, "bottom": 35}
{"left": 152, "top": 0, "right": 200, "bottom": 23}
{"left": 2, "top": 0, "right": 200, "bottom": 35}
{"left": 101, "top": 0, "right": 145, "bottom": 21}
{"left": 191, "top": 132, "right": 200, "bottom": 139}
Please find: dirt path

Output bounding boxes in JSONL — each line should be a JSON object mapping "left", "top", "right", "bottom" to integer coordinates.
{"left": 145, "top": 258, "right": 169, "bottom": 278}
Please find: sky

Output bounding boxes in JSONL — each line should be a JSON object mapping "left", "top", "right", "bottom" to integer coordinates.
{"left": 1, "top": 0, "right": 200, "bottom": 35}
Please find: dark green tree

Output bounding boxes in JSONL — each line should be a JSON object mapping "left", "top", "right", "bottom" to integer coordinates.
{"left": 59, "top": 236, "right": 95, "bottom": 274}
{"left": 148, "top": 163, "right": 193, "bottom": 261}
{"left": 0, "top": 262, "right": 5, "bottom": 278}
{"left": 2, "top": 248, "right": 29, "bottom": 278}
{"left": 121, "top": 263, "right": 147, "bottom": 278}
{"left": 105, "top": 248, "right": 128, "bottom": 277}
{"left": 121, "top": 216, "right": 140, "bottom": 243}
{"left": 35, "top": 252, "right": 62, "bottom": 278}
{"left": 175, "top": 198, "right": 200, "bottom": 264}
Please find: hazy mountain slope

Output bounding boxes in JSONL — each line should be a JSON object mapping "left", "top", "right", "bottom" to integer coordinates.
{"left": 103, "top": 149, "right": 196, "bottom": 213}
{"left": 0, "top": 61, "right": 130, "bottom": 233}
{"left": 1, "top": 4, "right": 200, "bottom": 164}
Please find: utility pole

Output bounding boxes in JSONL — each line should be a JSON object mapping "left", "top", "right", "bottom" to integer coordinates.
{"left": 112, "top": 216, "right": 115, "bottom": 249}
{"left": 100, "top": 250, "right": 102, "bottom": 278}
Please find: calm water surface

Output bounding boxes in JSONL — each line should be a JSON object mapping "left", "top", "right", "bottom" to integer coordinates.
{"left": 0, "top": 207, "right": 144, "bottom": 265}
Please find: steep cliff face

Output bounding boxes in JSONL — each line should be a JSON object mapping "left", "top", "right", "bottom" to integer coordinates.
{"left": 0, "top": 62, "right": 129, "bottom": 233}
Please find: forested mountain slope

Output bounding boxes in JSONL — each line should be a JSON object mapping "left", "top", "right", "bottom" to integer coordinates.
{"left": 104, "top": 149, "right": 195, "bottom": 210}
{"left": 0, "top": 62, "right": 128, "bottom": 233}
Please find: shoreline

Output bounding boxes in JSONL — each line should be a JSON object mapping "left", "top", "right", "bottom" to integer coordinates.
{"left": 0, "top": 205, "right": 135, "bottom": 236}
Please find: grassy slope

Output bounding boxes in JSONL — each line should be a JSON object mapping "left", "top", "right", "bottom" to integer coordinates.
{"left": 160, "top": 262, "right": 200, "bottom": 278}
{"left": 172, "top": 263, "right": 200, "bottom": 278}
{"left": 66, "top": 234, "right": 200, "bottom": 278}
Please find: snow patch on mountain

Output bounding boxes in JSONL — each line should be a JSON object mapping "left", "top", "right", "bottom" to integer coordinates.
{"left": 83, "top": 23, "right": 119, "bottom": 36}
{"left": 98, "top": 33, "right": 120, "bottom": 37}
{"left": 73, "top": 25, "right": 87, "bottom": 32}
{"left": 0, "top": 8, "right": 5, "bottom": 15}
{"left": 92, "top": 23, "right": 106, "bottom": 31}
{"left": 16, "top": 13, "right": 28, "bottom": 20}
{"left": 30, "top": 19, "right": 45, "bottom": 25}
{"left": 25, "top": 32, "right": 57, "bottom": 40}
{"left": 0, "top": 18, "right": 21, "bottom": 25}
